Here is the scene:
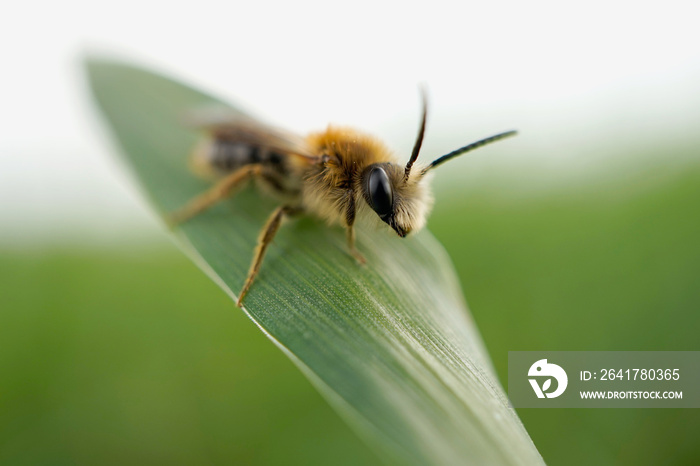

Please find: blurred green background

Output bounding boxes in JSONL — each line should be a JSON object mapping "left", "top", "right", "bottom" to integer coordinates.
{"left": 2, "top": 140, "right": 699, "bottom": 465}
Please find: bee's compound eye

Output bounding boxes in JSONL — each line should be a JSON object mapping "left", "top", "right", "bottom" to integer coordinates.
{"left": 368, "top": 166, "right": 393, "bottom": 218}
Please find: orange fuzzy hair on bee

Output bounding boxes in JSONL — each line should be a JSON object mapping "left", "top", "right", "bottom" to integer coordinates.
{"left": 301, "top": 126, "right": 432, "bottom": 235}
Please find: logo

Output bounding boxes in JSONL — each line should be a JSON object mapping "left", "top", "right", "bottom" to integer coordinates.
{"left": 528, "top": 359, "right": 568, "bottom": 398}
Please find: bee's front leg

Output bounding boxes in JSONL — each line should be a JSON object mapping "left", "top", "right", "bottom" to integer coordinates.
{"left": 346, "top": 226, "right": 366, "bottom": 265}
{"left": 344, "top": 190, "right": 366, "bottom": 265}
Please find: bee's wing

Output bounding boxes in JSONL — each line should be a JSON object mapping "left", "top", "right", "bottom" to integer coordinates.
{"left": 185, "top": 108, "right": 319, "bottom": 163}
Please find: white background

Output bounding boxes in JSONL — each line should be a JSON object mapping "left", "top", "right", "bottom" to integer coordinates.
{"left": 1, "top": 0, "right": 699, "bottom": 243}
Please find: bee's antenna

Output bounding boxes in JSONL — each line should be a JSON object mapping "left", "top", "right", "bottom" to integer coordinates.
{"left": 422, "top": 130, "right": 517, "bottom": 174}
{"left": 404, "top": 87, "right": 428, "bottom": 182}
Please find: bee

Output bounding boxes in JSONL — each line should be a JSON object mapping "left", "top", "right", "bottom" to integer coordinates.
{"left": 168, "top": 92, "right": 516, "bottom": 306}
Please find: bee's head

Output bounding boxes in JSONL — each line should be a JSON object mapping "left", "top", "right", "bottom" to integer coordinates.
{"left": 361, "top": 163, "right": 432, "bottom": 237}
{"left": 363, "top": 88, "right": 517, "bottom": 238}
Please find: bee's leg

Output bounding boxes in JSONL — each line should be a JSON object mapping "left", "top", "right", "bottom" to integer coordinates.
{"left": 238, "top": 205, "right": 301, "bottom": 307}
{"left": 167, "top": 165, "right": 263, "bottom": 226}
{"left": 344, "top": 191, "right": 366, "bottom": 265}
{"left": 346, "top": 226, "right": 366, "bottom": 265}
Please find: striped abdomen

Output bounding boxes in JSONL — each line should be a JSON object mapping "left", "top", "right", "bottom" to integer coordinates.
{"left": 210, "top": 140, "right": 286, "bottom": 172}
{"left": 191, "top": 138, "right": 303, "bottom": 197}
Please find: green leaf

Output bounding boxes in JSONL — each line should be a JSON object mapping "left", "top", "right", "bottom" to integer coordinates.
{"left": 85, "top": 59, "right": 543, "bottom": 466}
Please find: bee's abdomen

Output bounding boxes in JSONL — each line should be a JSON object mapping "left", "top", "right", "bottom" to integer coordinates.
{"left": 191, "top": 138, "right": 301, "bottom": 197}
{"left": 208, "top": 140, "right": 285, "bottom": 172}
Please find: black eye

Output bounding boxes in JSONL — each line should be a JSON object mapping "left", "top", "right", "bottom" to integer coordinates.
{"left": 367, "top": 166, "right": 393, "bottom": 218}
